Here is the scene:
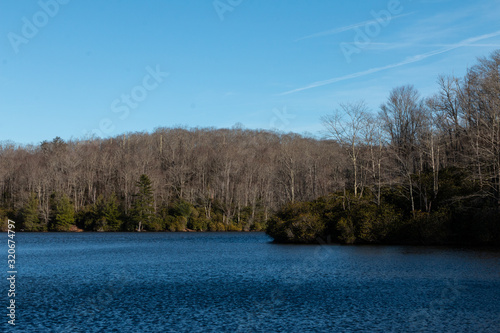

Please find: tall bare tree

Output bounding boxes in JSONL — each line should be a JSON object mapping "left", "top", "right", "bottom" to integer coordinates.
{"left": 322, "top": 101, "right": 370, "bottom": 197}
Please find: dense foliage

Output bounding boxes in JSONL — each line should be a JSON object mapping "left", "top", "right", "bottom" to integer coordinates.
{"left": 268, "top": 50, "right": 500, "bottom": 246}
{"left": 267, "top": 168, "right": 500, "bottom": 245}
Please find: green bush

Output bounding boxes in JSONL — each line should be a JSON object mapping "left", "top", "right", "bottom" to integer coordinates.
{"left": 267, "top": 202, "right": 325, "bottom": 243}
{"left": 50, "top": 193, "right": 75, "bottom": 231}
{"left": 337, "top": 217, "right": 356, "bottom": 244}
{"left": 0, "top": 208, "right": 7, "bottom": 232}
{"left": 21, "top": 193, "right": 45, "bottom": 231}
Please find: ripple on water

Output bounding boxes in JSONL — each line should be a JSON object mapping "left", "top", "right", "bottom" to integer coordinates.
{"left": 5, "top": 232, "right": 500, "bottom": 332}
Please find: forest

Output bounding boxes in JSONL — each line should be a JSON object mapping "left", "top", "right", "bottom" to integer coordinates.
{"left": 1, "top": 50, "right": 500, "bottom": 246}
{"left": 0, "top": 127, "right": 340, "bottom": 233}
{"left": 268, "top": 50, "right": 500, "bottom": 246}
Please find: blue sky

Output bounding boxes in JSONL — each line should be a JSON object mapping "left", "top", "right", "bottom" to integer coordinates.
{"left": 1, "top": 0, "right": 500, "bottom": 145}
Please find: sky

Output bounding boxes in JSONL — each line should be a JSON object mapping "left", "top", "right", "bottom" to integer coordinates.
{"left": 1, "top": 0, "right": 500, "bottom": 145}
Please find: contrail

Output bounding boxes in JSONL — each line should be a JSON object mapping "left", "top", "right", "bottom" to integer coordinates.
{"left": 280, "top": 30, "right": 500, "bottom": 95}
{"left": 295, "top": 13, "right": 414, "bottom": 42}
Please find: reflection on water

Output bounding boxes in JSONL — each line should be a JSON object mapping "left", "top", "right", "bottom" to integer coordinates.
{"left": 5, "top": 232, "right": 500, "bottom": 332}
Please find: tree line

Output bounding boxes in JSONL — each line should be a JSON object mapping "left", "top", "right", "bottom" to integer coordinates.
{"left": 268, "top": 50, "right": 500, "bottom": 246}
{"left": 0, "top": 126, "right": 344, "bottom": 232}
{"left": 1, "top": 50, "right": 499, "bottom": 246}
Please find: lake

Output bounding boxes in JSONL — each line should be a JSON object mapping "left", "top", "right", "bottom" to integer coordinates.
{"left": 5, "top": 232, "right": 500, "bottom": 332}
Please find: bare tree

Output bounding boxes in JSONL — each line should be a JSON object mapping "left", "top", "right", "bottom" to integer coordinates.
{"left": 379, "top": 85, "right": 425, "bottom": 215}
{"left": 322, "top": 101, "right": 370, "bottom": 197}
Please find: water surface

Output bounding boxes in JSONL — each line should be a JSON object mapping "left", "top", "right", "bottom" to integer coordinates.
{"left": 5, "top": 232, "right": 500, "bottom": 332}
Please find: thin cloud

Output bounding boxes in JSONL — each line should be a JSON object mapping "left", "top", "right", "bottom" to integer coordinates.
{"left": 295, "top": 13, "right": 414, "bottom": 42}
{"left": 280, "top": 30, "right": 500, "bottom": 96}
{"left": 342, "top": 42, "right": 500, "bottom": 50}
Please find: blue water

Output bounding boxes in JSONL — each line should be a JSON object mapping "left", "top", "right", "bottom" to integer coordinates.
{"left": 3, "top": 232, "right": 500, "bottom": 332}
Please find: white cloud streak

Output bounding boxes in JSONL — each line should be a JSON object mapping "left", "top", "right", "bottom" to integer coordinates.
{"left": 280, "top": 30, "right": 500, "bottom": 96}
{"left": 295, "top": 13, "right": 414, "bottom": 42}
{"left": 342, "top": 42, "right": 500, "bottom": 49}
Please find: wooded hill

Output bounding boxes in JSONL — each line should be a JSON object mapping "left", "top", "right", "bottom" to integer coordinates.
{"left": 1, "top": 50, "right": 500, "bottom": 246}
{"left": 0, "top": 127, "right": 342, "bottom": 232}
